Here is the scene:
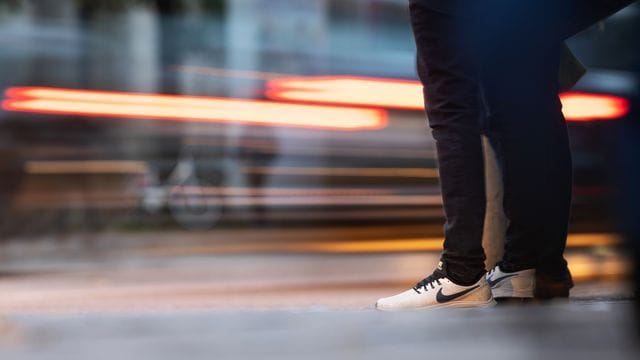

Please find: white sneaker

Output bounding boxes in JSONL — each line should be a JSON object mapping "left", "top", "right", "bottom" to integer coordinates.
{"left": 486, "top": 265, "right": 535, "bottom": 299}
{"left": 375, "top": 270, "right": 496, "bottom": 311}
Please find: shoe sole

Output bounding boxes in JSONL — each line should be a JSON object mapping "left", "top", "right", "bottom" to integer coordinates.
{"left": 492, "top": 287, "right": 534, "bottom": 299}
{"left": 495, "top": 298, "right": 536, "bottom": 305}
{"left": 376, "top": 298, "right": 497, "bottom": 311}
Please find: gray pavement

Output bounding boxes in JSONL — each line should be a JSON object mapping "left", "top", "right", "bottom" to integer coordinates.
{"left": 0, "top": 231, "right": 637, "bottom": 359}
{"left": 1, "top": 301, "right": 639, "bottom": 360}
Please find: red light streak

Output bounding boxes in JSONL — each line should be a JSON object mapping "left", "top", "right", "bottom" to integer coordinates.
{"left": 559, "top": 92, "right": 630, "bottom": 121}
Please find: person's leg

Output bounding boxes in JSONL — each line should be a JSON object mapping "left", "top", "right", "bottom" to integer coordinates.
{"left": 410, "top": 3, "right": 486, "bottom": 285}
{"left": 527, "top": 0, "right": 637, "bottom": 297}
{"left": 377, "top": 1, "right": 508, "bottom": 310}
{"left": 481, "top": 36, "right": 573, "bottom": 293}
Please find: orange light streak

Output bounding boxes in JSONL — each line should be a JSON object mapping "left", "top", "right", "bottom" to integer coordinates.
{"left": 266, "top": 76, "right": 631, "bottom": 121}
{"left": 267, "top": 76, "right": 425, "bottom": 110}
{"left": 138, "top": 233, "right": 622, "bottom": 257}
{"left": 2, "top": 87, "right": 387, "bottom": 131}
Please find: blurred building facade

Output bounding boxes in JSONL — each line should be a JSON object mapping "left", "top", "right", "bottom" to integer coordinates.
{"left": 0, "top": 0, "right": 637, "bottom": 255}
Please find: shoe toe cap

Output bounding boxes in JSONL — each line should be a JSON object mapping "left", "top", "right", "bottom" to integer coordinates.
{"left": 375, "top": 294, "right": 404, "bottom": 311}
{"left": 375, "top": 297, "right": 391, "bottom": 311}
{"left": 375, "top": 290, "right": 417, "bottom": 311}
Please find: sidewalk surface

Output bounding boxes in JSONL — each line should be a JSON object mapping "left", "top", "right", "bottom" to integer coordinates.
{"left": 1, "top": 301, "right": 638, "bottom": 360}
{"left": 0, "top": 250, "right": 633, "bottom": 313}
{"left": 0, "top": 229, "right": 637, "bottom": 359}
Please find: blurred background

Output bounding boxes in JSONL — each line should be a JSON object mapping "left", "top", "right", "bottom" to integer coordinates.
{"left": 0, "top": 0, "right": 638, "bottom": 313}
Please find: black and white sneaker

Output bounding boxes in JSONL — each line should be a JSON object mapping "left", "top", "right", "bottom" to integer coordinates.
{"left": 486, "top": 265, "right": 535, "bottom": 299}
{"left": 376, "top": 266, "right": 496, "bottom": 311}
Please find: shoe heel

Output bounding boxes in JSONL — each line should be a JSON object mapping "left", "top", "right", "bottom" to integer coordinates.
{"left": 474, "top": 298, "right": 497, "bottom": 308}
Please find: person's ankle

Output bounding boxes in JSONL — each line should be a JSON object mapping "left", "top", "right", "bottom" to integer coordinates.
{"left": 496, "top": 261, "right": 534, "bottom": 273}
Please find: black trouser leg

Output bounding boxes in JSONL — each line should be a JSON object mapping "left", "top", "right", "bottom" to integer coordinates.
{"left": 473, "top": 2, "right": 574, "bottom": 287}
{"left": 410, "top": 4, "right": 486, "bottom": 284}
{"left": 480, "top": 42, "right": 573, "bottom": 285}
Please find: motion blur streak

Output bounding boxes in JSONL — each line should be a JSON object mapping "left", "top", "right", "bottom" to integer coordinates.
{"left": 2, "top": 87, "right": 388, "bottom": 131}
{"left": 138, "top": 233, "right": 621, "bottom": 256}
{"left": 167, "top": 191, "right": 443, "bottom": 207}
{"left": 173, "top": 65, "right": 285, "bottom": 80}
{"left": 25, "top": 160, "right": 148, "bottom": 174}
{"left": 244, "top": 166, "right": 438, "bottom": 178}
{"left": 267, "top": 76, "right": 425, "bottom": 110}
{"left": 266, "top": 76, "right": 631, "bottom": 121}
{"left": 558, "top": 92, "right": 631, "bottom": 121}
{"left": 187, "top": 138, "right": 436, "bottom": 159}
{"left": 4, "top": 86, "right": 626, "bottom": 130}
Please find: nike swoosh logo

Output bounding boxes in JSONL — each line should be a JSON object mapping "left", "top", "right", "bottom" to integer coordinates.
{"left": 486, "top": 274, "right": 517, "bottom": 288}
{"left": 436, "top": 285, "right": 480, "bottom": 303}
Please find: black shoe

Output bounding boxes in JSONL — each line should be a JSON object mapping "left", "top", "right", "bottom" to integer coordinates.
{"left": 534, "top": 271, "right": 573, "bottom": 299}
